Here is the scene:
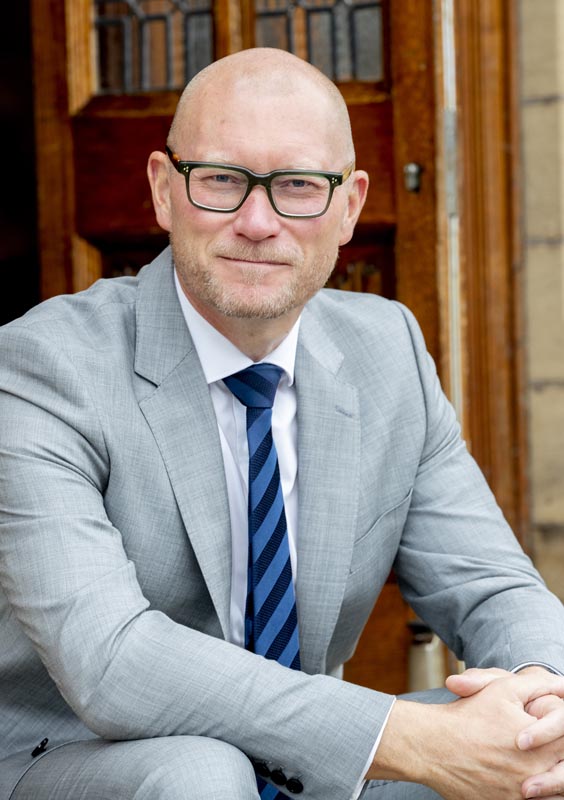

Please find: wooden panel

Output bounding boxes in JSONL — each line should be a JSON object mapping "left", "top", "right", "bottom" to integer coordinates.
{"left": 344, "top": 583, "right": 411, "bottom": 694}
{"left": 454, "top": 0, "right": 528, "bottom": 540}
{"left": 348, "top": 98, "right": 395, "bottom": 227}
{"left": 31, "top": 0, "right": 75, "bottom": 298}
{"left": 73, "top": 95, "right": 396, "bottom": 243}
{"left": 389, "top": 0, "right": 440, "bottom": 365}
{"left": 215, "top": 0, "right": 246, "bottom": 56}
{"left": 330, "top": 228, "right": 395, "bottom": 297}
{"left": 74, "top": 112, "right": 172, "bottom": 242}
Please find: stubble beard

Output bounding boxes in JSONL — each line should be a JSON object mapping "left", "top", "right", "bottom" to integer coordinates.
{"left": 171, "top": 234, "right": 338, "bottom": 320}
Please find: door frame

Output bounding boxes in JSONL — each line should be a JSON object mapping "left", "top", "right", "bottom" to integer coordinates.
{"left": 447, "top": 0, "right": 528, "bottom": 540}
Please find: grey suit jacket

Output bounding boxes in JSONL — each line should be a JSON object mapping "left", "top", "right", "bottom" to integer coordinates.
{"left": 1, "top": 248, "right": 564, "bottom": 799}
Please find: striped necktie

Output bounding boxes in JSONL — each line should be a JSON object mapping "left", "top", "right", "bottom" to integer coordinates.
{"left": 224, "top": 363, "right": 301, "bottom": 799}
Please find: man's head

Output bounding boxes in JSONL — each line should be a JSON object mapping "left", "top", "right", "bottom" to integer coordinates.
{"left": 148, "top": 48, "right": 368, "bottom": 333}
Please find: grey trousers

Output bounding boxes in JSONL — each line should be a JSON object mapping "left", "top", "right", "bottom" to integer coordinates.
{"left": 11, "top": 690, "right": 452, "bottom": 800}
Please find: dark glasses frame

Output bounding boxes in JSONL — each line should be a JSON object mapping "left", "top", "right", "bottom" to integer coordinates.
{"left": 165, "top": 146, "right": 355, "bottom": 219}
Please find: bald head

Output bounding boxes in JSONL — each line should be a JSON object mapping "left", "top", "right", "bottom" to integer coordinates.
{"left": 168, "top": 48, "right": 355, "bottom": 164}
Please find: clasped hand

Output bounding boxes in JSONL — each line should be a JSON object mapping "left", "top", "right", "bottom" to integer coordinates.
{"left": 368, "top": 666, "right": 564, "bottom": 799}
{"left": 447, "top": 667, "right": 564, "bottom": 799}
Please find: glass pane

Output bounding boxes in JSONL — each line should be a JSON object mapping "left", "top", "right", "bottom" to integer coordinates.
{"left": 94, "top": 0, "right": 214, "bottom": 93}
{"left": 254, "top": 0, "right": 384, "bottom": 82}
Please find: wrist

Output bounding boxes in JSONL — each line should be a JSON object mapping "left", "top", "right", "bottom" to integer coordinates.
{"left": 366, "top": 699, "right": 446, "bottom": 785}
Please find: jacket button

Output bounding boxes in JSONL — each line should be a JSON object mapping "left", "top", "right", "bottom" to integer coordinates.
{"left": 270, "top": 768, "right": 287, "bottom": 786}
{"left": 31, "top": 738, "right": 49, "bottom": 758}
{"left": 254, "top": 761, "right": 271, "bottom": 778}
{"left": 286, "top": 777, "right": 304, "bottom": 794}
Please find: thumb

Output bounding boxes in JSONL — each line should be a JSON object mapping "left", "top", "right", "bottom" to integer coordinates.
{"left": 446, "top": 667, "right": 509, "bottom": 697}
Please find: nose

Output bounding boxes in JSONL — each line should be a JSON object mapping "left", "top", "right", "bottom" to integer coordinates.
{"left": 231, "top": 185, "right": 282, "bottom": 240}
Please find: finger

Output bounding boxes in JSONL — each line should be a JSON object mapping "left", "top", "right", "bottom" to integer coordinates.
{"left": 527, "top": 695, "right": 564, "bottom": 719}
{"left": 445, "top": 667, "right": 509, "bottom": 697}
{"left": 513, "top": 674, "right": 564, "bottom": 709}
{"left": 517, "top": 705, "right": 564, "bottom": 750}
{"left": 522, "top": 763, "right": 564, "bottom": 798}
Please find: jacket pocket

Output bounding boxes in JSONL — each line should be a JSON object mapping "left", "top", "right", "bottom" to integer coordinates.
{"left": 349, "top": 488, "right": 413, "bottom": 575}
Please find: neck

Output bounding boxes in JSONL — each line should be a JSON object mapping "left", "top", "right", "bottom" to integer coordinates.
{"left": 205, "top": 313, "right": 299, "bottom": 361}
{"left": 183, "top": 291, "right": 300, "bottom": 361}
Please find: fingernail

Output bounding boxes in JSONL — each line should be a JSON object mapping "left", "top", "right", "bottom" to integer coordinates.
{"left": 526, "top": 785, "right": 540, "bottom": 798}
{"left": 518, "top": 732, "right": 533, "bottom": 750}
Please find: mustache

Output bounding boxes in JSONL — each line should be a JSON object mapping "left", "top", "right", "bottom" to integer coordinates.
{"left": 213, "top": 242, "right": 302, "bottom": 265}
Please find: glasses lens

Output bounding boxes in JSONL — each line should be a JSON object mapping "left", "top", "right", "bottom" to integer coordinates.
{"left": 271, "top": 174, "right": 331, "bottom": 216}
{"left": 189, "top": 167, "right": 248, "bottom": 210}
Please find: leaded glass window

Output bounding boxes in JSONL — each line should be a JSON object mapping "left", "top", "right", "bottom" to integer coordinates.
{"left": 94, "top": 0, "right": 214, "bottom": 92}
{"left": 254, "top": 0, "right": 384, "bottom": 82}
{"left": 93, "top": 0, "right": 384, "bottom": 94}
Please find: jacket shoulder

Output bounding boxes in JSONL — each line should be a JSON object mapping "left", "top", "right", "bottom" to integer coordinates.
{"left": 307, "top": 288, "right": 420, "bottom": 340}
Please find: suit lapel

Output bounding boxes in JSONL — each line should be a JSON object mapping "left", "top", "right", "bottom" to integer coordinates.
{"left": 295, "top": 308, "right": 360, "bottom": 675}
{"left": 134, "top": 249, "right": 232, "bottom": 639}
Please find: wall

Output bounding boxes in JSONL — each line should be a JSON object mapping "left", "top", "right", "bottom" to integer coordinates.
{"left": 520, "top": 0, "right": 564, "bottom": 598}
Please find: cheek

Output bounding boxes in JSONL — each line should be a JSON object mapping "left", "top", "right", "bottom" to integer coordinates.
{"left": 170, "top": 205, "right": 225, "bottom": 245}
{"left": 304, "top": 219, "right": 343, "bottom": 257}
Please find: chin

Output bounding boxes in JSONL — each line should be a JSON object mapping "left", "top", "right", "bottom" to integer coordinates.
{"left": 215, "top": 286, "right": 301, "bottom": 320}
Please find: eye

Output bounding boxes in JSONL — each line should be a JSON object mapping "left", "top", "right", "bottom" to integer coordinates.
{"left": 191, "top": 167, "right": 247, "bottom": 193}
{"left": 278, "top": 178, "right": 316, "bottom": 190}
{"left": 211, "top": 173, "right": 238, "bottom": 184}
{"left": 273, "top": 175, "right": 326, "bottom": 194}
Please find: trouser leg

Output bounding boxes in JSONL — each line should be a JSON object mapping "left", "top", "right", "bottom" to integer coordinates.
{"left": 11, "top": 735, "right": 260, "bottom": 800}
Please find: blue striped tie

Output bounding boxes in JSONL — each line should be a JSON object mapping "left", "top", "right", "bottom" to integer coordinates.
{"left": 224, "top": 363, "right": 301, "bottom": 800}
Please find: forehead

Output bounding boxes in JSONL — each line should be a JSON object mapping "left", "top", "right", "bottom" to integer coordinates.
{"left": 175, "top": 78, "right": 340, "bottom": 170}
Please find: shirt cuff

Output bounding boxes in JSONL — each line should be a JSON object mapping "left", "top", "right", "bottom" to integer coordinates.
{"left": 350, "top": 697, "right": 397, "bottom": 800}
{"left": 511, "top": 661, "right": 564, "bottom": 676}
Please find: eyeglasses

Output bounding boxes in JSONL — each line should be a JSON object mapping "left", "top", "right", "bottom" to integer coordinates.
{"left": 166, "top": 146, "right": 354, "bottom": 219}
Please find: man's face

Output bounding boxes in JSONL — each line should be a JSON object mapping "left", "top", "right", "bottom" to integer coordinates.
{"left": 155, "top": 80, "right": 363, "bottom": 327}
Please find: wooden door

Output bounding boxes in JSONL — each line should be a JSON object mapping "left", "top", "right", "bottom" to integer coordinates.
{"left": 32, "top": 0, "right": 523, "bottom": 695}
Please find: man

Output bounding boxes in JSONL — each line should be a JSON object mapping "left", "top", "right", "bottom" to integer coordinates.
{"left": 1, "top": 47, "right": 564, "bottom": 800}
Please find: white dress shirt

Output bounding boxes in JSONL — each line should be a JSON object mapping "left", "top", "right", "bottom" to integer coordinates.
{"left": 174, "top": 273, "right": 385, "bottom": 796}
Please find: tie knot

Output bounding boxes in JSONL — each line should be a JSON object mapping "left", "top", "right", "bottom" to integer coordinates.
{"left": 223, "top": 363, "right": 283, "bottom": 409}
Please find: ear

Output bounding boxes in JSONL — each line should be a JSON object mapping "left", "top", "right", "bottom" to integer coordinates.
{"left": 338, "top": 169, "right": 369, "bottom": 246}
{"left": 147, "top": 151, "right": 173, "bottom": 232}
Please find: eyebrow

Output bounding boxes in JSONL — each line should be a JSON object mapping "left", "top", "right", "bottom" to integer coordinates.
{"left": 193, "top": 154, "right": 328, "bottom": 172}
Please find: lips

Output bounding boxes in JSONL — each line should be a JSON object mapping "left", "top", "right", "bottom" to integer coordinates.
{"left": 213, "top": 244, "right": 299, "bottom": 267}
{"left": 222, "top": 256, "right": 288, "bottom": 267}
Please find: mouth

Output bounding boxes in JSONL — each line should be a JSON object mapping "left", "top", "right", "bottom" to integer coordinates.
{"left": 219, "top": 256, "right": 290, "bottom": 268}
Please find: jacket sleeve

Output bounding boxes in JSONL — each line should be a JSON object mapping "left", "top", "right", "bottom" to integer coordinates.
{"left": 392, "top": 302, "right": 564, "bottom": 673}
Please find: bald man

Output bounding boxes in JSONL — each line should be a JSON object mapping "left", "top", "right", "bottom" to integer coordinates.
{"left": 1, "top": 48, "right": 564, "bottom": 800}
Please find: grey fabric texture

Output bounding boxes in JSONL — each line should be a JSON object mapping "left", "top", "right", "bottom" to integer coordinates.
{"left": 10, "top": 737, "right": 260, "bottom": 800}
{"left": 1, "top": 247, "right": 563, "bottom": 799}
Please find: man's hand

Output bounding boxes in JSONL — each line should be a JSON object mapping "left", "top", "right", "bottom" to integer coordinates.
{"left": 447, "top": 667, "right": 564, "bottom": 798}
{"left": 367, "top": 671, "right": 564, "bottom": 800}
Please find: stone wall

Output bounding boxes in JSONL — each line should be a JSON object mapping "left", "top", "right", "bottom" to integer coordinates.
{"left": 521, "top": 0, "right": 564, "bottom": 598}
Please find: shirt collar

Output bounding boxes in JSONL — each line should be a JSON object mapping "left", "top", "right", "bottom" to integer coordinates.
{"left": 174, "top": 269, "right": 300, "bottom": 386}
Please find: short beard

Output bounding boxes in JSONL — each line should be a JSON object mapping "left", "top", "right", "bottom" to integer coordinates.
{"left": 170, "top": 233, "right": 337, "bottom": 320}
